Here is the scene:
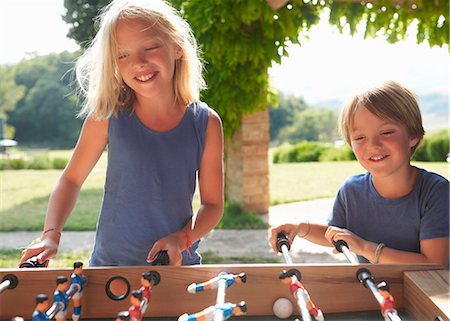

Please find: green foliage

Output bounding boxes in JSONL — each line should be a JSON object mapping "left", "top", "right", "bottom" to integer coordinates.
{"left": 413, "top": 129, "right": 449, "bottom": 161}
{"left": 319, "top": 146, "right": 356, "bottom": 161}
{"left": 273, "top": 141, "right": 329, "bottom": 163}
{"left": 276, "top": 107, "right": 338, "bottom": 143}
{"left": 328, "top": 0, "right": 449, "bottom": 48}
{"left": 0, "top": 66, "right": 25, "bottom": 118}
{"left": 27, "top": 157, "right": 52, "bottom": 170}
{"left": 0, "top": 156, "right": 69, "bottom": 171}
{"left": 53, "top": 157, "right": 69, "bottom": 169}
{"left": 215, "top": 202, "right": 269, "bottom": 230}
{"left": 7, "top": 52, "right": 83, "bottom": 148}
{"left": 269, "top": 93, "right": 308, "bottom": 142}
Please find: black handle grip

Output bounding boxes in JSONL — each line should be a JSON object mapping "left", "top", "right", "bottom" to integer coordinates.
{"left": 333, "top": 240, "right": 349, "bottom": 253}
{"left": 150, "top": 250, "right": 169, "bottom": 266}
{"left": 276, "top": 232, "right": 291, "bottom": 252}
{"left": 19, "top": 257, "right": 48, "bottom": 268}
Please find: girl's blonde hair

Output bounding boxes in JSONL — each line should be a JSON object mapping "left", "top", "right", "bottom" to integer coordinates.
{"left": 338, "top": 80, "right": 425, "bottom": 153}
{"left": 76, "top": 0, "right": 206, "bottom": 119}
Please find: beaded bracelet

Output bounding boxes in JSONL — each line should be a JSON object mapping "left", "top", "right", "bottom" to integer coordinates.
{"left": 42, "top": 228, "right": 62, "bottom": 237}
{"left": 372, "top": 243, "right": 385, "bottom": 264}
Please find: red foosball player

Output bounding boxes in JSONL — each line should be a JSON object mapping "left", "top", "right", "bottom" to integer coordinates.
{"left": 139, "top": 271, "right": 158, "bottom": 314}
{"left": 128, "top": 290, "right": 143, "bottom": 321}
{"left": 178, "top": 301, "right": 246, "bottom": 321}
{"left": 280, "top": 270, "right": 324, "bottom": 321}
{"left": 187, "top": 272, "right": 246, "bottom": 293}
{"left": 32, "top": 294, "right": 50, "bottom": 321}
{"left": 377, "top": 281, "right": 398, "bottom": 321}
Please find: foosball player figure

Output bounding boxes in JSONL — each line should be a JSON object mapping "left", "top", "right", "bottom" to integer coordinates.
{"left": 280, "top": 270, "right": 324, "bottom": 321}
{"left": 139, "top": 271, "right": 160, "bottom": 313}
{"left": 187, "top": 272, "right": 246, "bottom": 293}
{"left": 115, "top": 311, "right": 130, "bottom": 321}
{"left": 53, "top": 276, "right": 69, "bottom": 321}
{"left": 70, "top": 261, "right": 86, "bottom": 321}
{"left": 178, "top": 301, "right": 247, "bottom": 321}
{"left": 32, "top": 294, "right": 50, "bottom": 321}
{"left": 377, "top": 281, "right": 398, "bottom": 321}
{"left": 128, "top": 290, "right": 143, "bottom": 321}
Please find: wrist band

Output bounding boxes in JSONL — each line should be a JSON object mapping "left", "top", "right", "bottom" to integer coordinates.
{"left": 183, "top": 231, "right": 193, "bottom": 258}
{"left": 298, "top": 221, "right": 310, "bottom": 238}
{"left": 42, "top": 228, "right": 61, "bottom": 237}
{"left": 372, "top": 243, "right": 385, "bottom": 264}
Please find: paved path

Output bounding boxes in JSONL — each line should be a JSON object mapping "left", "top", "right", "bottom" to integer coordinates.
{"left": 1, "top": 198, "right": 346, "bottom": 263}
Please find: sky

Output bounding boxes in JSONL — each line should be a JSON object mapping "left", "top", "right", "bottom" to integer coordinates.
{"left": 0, "top": 0, "right": 448, "bottom": 127}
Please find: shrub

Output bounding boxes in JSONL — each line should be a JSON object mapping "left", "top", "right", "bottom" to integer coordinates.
{"left": 52, "top": 157, "right": 69, "bottom": 169}
{"left": 413, "top": 129, "right": 448, "bottom": 162}
{"left": 215, "top": 202, "right": 269, "bottom": 230}
{"left": 27, "top": 157, "right": 51, "bottom": 170}
{"left": 8, "top": 158, "right": 26, "bottom": 170}
{"left": 273, "top": 141, "right": 329, "bottom": 163}
{"left": 319, "top": 146, "right": 356, "bottom": 161}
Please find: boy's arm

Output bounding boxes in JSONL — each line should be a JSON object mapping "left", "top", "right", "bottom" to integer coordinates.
{"left": 376, "top": 237, "right": 449, "bottom": 267}
{"left": 268, "top": 222, "right": 331, "bottom": 253}
{"left": 326, "top": 227, "right": 449, "bottom": 267}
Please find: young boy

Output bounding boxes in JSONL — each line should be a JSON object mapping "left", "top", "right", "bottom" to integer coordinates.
{"left": 269, "top": 81, "right": 449, "bottom": 267}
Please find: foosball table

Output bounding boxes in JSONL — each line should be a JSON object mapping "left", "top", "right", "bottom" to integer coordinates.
{"left": 1, "top": 263, "right": 448, "bottom": 321}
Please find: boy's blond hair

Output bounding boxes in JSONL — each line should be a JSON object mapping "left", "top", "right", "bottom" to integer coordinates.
{"left": 338, "top": 80, "right": 425, "bottom": 153}
{"left": 76, "top": 0, "right": 206, "bottom": 119}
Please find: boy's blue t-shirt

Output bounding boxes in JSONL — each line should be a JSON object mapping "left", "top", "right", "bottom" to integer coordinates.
{"left": 90, "top": 102, "right": 209, "bottom": 266}
{"left": 328, "top": 167, "right": 449, "bottom": 263}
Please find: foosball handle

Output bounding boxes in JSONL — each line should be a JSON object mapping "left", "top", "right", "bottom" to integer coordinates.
{"left": 150, "top": 250, "right": 170, "bottom": 265}
{"left": 356, "top": 268, "right": 373, "bottom": 288}
{"left": 19, "top": 257, "right": 48, "bottom": 268}
{"left": 333, "top": 240, "right": 349, "bottom": 253}
{"left": 276, "top": 232, "right": 291, "bottom": 252}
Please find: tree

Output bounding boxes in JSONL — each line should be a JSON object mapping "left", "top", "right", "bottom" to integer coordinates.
{"left": 0, "top": 66, "right": 25, "bottom": 118}
{"left": 8, "top": 52, "right": 83, "bottom": 148}
{"left": 269, "top": 93, "right": 308, "bottom": 142}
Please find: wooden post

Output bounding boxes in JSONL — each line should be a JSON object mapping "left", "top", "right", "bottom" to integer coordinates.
{"left": 225, "top": 108, "right": 270, "bottom": 214}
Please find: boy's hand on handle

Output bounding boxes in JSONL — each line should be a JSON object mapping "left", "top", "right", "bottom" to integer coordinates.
{"left": 325, "top": 226, "right": 366, "bottom": 255}
{"left": 18, "top": 233, "right": 60, "bottom": 267}
{"left": 147, "top": 233, "right": 183, "bottom": 266}
{"left": 268, "top": 224, "right": 300, "bottom": 253}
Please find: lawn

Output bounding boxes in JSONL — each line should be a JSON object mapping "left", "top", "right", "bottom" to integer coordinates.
{"left": 1, "top": 148, "right": 448, "bottom": 231}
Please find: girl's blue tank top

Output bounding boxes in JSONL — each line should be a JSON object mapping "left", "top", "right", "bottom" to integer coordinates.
{"left": 89, "top": 102, "right": 209, "bottom": 266}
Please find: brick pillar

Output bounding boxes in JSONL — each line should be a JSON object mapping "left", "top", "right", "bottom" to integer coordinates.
{"left": 225, "top": 108, "right": 270, "bottom": 214}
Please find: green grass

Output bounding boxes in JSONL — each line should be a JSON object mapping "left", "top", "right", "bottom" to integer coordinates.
{"left": 0, "top": 248, "right": 92, "bottom": 268}
{"left": 1, "top": 149, "right": 448, "bottom": 231}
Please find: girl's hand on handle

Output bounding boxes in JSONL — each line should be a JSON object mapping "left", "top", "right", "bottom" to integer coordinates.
{"left": 146, "top": 233, "right": 183, "bottom": 266}
{"left": 268, "top": 223, "right": 300, "bottom": 253}
{"left": 18, "top": 232, "right": 60, "bottom": 267}
{"left": 325, "top": 226, "right": 366, "bottom": 255}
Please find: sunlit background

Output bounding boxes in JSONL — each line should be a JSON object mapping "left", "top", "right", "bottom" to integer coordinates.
{"left": 1, "top": 0, "right": 448, "bottom": 131}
